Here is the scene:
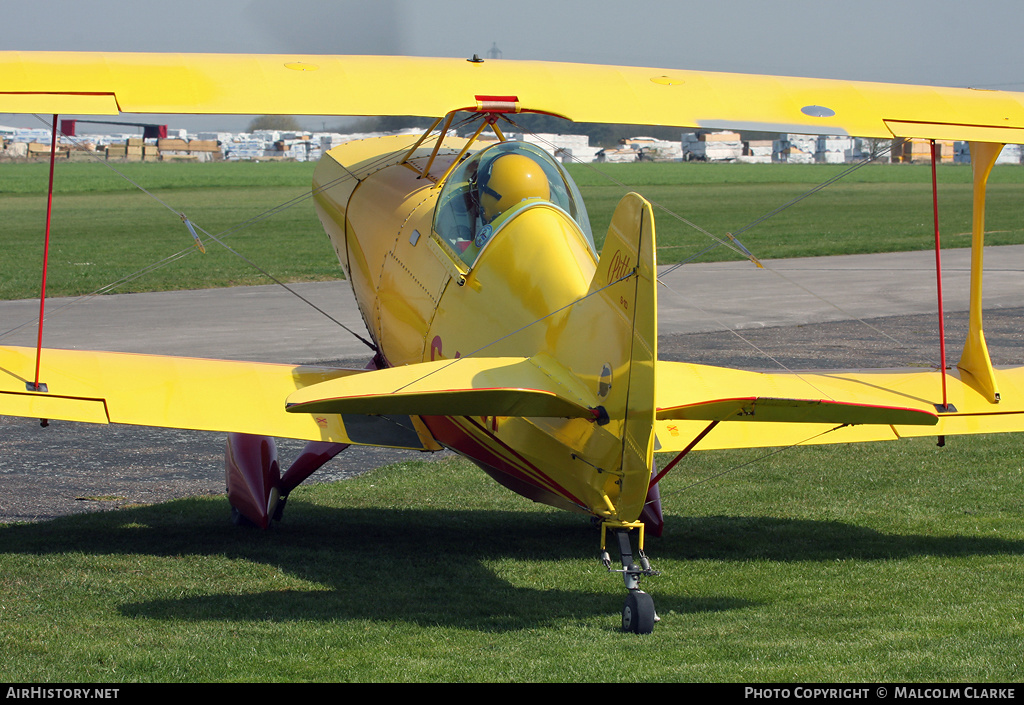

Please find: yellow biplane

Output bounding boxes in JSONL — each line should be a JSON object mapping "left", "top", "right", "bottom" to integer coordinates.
{"left": 2, "top": 52, "right": 1024, "bottom": 633}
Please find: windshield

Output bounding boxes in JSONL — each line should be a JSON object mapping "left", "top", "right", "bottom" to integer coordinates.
{"left": 432, "top": 141, "right": 594, "bottom": 267}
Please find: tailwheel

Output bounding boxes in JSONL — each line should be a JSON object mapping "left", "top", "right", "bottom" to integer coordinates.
{"left": 601, "top": 521, "right": 661, "bottom": 633}
{"left": 622, "top": 590, "right": 656, "bottom": 634}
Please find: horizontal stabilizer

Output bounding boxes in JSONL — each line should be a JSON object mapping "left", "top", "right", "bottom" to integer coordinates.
{"left": 286, "top": 356, "right": 597, "bottom": 419}
{"left": 658, "top": 396, "right": 938, "bottom": 426}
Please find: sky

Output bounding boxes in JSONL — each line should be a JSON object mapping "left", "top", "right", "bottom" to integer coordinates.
{"left": 4, "top": 0, "right": 1024, "bottom": 132}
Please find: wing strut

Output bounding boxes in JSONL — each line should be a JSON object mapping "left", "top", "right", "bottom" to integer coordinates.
{"left": 958, "top": 141, "right": 1004, "bottom": 404}
{"left": 31, "top": 114, "right": 59, "bottom": 394}
{"left": 649, "top": 420, "right": 720, "bottom": 488}
{"left": 929, "top": 139, "right": 950, "bottom": 413}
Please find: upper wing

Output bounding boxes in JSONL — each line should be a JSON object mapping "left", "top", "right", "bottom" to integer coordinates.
{"left": 654, "top": 360, "right": 1024, "bottom": 452}
{"left": 3, "top": 51, "right": 1024, "bottom": 142}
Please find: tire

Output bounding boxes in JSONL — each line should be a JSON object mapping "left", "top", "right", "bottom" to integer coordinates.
{"left": 622, "top": 591, "right": 656, "bottom": 634}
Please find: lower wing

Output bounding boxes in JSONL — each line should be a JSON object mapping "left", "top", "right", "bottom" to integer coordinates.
{"left": 654, "top": 360, "right": 1024, "bottom": 452}
{"left": 0, "top": 346, "right": 436, "bottom": 450}
{"left": 0, "top": 346, "right": 598, "bottom": 451}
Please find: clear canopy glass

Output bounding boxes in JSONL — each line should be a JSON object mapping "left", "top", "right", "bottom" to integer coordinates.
{"left": 432, "top": 141, "right": 594, "bottom": 267}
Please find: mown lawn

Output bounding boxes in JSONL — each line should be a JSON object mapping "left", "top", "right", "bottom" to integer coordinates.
{"left": 1, "top": 433, "right": 1021, "bottom": 682}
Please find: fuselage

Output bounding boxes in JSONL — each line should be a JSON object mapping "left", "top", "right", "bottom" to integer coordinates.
{"left": 311, "top": 134, "right": 654, "bottom": 522}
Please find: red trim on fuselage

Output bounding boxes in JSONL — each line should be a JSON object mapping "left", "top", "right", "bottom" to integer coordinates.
{"left": 421, "top": 414, "right": 588, "bottom": 511}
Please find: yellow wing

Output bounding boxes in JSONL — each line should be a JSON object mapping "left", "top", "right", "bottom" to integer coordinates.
{"left": 3, "top": 51, "right": 1024, "bottom": 142}
{"left": 0, "top": 347, "right": 604, "bottom": 448}
{"left": 0, "top": 346, "right": 436, "bottom": 450}
{"left": 654, "top": 361, "right": 1024, "bottom": 453}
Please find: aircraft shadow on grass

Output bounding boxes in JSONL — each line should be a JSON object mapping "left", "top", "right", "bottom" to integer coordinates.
{"left": 3, "top": 499, "right": 1022, "bottom": 630}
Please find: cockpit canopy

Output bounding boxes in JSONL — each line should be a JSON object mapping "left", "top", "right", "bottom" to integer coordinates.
{"left": 433, "top": 141, "right": 595, "bottom": 267}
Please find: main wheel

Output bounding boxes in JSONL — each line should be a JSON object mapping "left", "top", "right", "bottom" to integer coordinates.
{"left": 622, "top": 591, "right": 656, "bottom": 634}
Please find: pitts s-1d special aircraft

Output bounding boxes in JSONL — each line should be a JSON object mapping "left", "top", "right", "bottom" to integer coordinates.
{"left": 3, "top": 52, "right": 1024, "bottom": 633}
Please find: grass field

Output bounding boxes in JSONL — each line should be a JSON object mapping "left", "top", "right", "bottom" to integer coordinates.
{"left": 0, "top": 161, "right": 333, "bottom": 300}
{"left": 2, "top": 157, "right": 1022, "bottom": 681}
{"left": 3, "top": 158, "right": 1024, "bottom": 300}
{"left": 1, "top": 434, "right": 1021, "bottom": 682}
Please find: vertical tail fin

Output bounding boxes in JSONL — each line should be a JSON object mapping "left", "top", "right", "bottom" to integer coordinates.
{"left": 557, "top": 192, "right": 658, "bottom": 522}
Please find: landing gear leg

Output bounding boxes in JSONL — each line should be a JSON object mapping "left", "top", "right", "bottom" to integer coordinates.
{"left": 226, "top": 434, "right": 349, "bottom": 528}
{"left": 600, "top": 522, "right": 660, "bottom": 634}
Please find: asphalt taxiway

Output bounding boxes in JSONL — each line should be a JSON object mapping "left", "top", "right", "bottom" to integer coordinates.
{"left": 2, "top": 245, "right": 1023, "bottom": 363}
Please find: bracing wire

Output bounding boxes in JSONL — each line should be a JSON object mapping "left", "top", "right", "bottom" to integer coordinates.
{"left": 730, "top": 139, "right": 906, "bottom": 241}
{"left": 186, "top": 216, "right": 379, "bottom": 352}
{"left": 658, "top": 138, "right": 905, "bottom": 278}
{"left": 11, "top": 116, "right": 921, "bottom": 377}
{"left": 3, "top": 117, "right": 437, "bottom": 351}
{"left": 518, "top": 127, "right": 916, "bottom": 360}
{"left": 499, "top": 115, "right": 754, "bottom": 262}
{"left": 647, "top": 423, "right": 850, "bottom": 507}
{"left": 653, "top": 275, "right": 838, "bottom": 399}
{"left": 388, "top": 268, "right": 639, "bottom": 394}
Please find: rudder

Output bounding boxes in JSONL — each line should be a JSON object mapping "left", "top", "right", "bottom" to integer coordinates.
{"left": 556, "top": 192, "right": 659, "bottom": 523}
